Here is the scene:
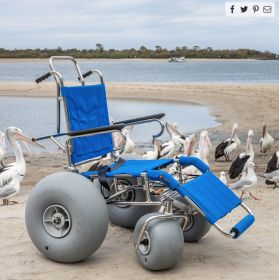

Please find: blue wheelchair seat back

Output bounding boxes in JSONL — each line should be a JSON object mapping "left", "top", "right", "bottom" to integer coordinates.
{"left": 61, "top": 84, "right": 113, "bottom": 165}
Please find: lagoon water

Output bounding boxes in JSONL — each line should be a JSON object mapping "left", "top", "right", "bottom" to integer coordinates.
{"left": 0, "top": 59, "right": 279, "bottom": 83}
{"left": 0, "top": 97, "right": 217, "bottom": 153}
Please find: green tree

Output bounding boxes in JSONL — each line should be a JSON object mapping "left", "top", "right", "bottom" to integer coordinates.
{"left": 96, "top": 43, "right": 104, "bottom": 52}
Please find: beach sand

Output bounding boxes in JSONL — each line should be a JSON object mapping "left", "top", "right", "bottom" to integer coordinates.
{"left": 0, "top": 82, "right": 279, "bottom": 279}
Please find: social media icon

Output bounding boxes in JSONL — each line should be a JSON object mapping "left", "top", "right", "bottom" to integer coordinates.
{"left": 230, "top": 5, "right": 235, "bottom": 13}
{"left": 263, "top": 6, "right": 272, "bottom": 13}
{"left": 253, "top": 5, "right": 259, "bottom": 13}
{"left": 241, "top": 6, "right": 248, "bottom": 12}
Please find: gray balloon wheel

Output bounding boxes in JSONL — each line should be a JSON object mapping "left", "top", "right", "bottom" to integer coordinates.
{"left": 174, "top": 194, "right": 211, "bottom": 242}
{"left": 25, "top": 172, "right": 109, "bottom": 263}
{"left": 100, "top": 178, "right": 160, "bottom": 229}
{"left": 134, "top": 212, "right": 184, "bottom": 271}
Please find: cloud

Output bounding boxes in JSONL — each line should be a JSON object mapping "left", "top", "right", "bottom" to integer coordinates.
{"left": 0, "top": 0, "right": 278, "bottom": 52}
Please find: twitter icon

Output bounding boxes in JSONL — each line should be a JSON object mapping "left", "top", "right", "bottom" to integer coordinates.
{"left": 241, "top": 6, "right": 248, "bottom": 12}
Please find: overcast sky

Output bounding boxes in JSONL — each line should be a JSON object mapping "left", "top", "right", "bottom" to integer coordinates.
{"left": 1, "top": 0, "right": 278, "bottom": 52}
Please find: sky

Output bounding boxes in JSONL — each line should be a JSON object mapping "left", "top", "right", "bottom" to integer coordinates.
{"left": 1, "top": 0, "right": 279, "bottom": 52}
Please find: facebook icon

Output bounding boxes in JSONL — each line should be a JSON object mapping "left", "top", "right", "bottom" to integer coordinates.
{"left": 230, "top": 5, "right": 235, "bottom": 13}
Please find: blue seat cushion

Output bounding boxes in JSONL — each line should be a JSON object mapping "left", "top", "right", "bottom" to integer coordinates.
{"left": 177, "top": 171, "right": 241, "bottom": 224}
{"left": 82, "top": 158, "right": 174, "bottom": 178}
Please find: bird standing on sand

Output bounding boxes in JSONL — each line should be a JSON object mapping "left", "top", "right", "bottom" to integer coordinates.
{"left": 0, "top": 127, "right": 44, "bottom": 206}
{"left": 122, "top": 126, "right": 135, "bottom": 154}
{"left": 229, "top": 162, "right": 258, "bottom": 200}
{"left": 228, "top": 129, "right": 254, "bottom": 180}
{"left": 260, "top": 123, "right": 274, "bottom": 153}
{"left": 159, "top": 122, "right": 175, "bottom": 158}
{"left": 0, "top": 131, "right": 7, "bottom": 167}
{"left": 169, "top": 122, "right": 185, "bottom": 151}
{"left": 215, "top": 123, "right": 241, "bottom": 161}
{"left": 263, "top": 151, "right": 279, "bottom": 188}
{"left": 142, "top": 139, "right": 161, "bottom": 160}
{"left": 219, "top": 171, "right": 228, "bottom": 186}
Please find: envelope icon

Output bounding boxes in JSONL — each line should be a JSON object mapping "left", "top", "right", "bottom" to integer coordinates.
{"left": 263, "top": 6, "right": 272, "bottom": 13}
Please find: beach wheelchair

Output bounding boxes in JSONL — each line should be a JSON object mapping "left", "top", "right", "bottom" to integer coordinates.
{"left": 25, "top": 56, "right": 255, "bottom": 270}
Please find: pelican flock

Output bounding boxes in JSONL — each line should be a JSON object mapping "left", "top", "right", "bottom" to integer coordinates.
{"left": 0, "top": 127, "right": 43, "bottom": 206}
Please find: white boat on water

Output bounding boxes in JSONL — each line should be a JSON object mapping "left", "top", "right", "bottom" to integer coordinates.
{"left": 168, "top": 57, "right": 186, "bottom": 62}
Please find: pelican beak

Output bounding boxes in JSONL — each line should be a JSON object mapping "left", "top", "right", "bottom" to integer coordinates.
{"left": 15, "top": 131, "right": 45, "bottom": 149}
{"left": 206, "top": 134, "right": 213, "bottom": 148}
{"left": 21, "top": 141, "right": 32, "bottom": 157}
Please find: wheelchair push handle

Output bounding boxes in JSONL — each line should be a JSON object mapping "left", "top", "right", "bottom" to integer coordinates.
{"left": 78, "top": 69, "right": 104, "bottom": 84}
{"left": 35, "top": 72, "right": 52, "bottom": 84}
{"left": 114, "top": 113, "right": 165, "bottom": 125}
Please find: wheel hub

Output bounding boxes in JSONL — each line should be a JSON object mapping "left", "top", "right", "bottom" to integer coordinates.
{"left": 138, "top": 231, "right": 151, "bottom": 255}
{"left": 43, "top": 205, "right": 71, "bottom": 238}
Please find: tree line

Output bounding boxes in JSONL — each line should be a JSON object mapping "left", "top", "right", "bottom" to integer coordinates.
{"left": 0, "top": 45, "right": 277, "bottom": 59}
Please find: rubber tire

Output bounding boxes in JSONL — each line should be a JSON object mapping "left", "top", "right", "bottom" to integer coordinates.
{"left": 173, "top": 194, "right": 211, "bottom": 242}
{"left": 134, "top": 212, "right": 184, "bottom": 271}
{"left": 108, "top": 187, "right": 160, "bottom": 229}
{"left": 25, "top": 172, "right": 109, "bottom": 263}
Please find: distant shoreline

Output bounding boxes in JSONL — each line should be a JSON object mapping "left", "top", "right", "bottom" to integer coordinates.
{"left": 0, "top": 58, "right": 261, "bottom": 63}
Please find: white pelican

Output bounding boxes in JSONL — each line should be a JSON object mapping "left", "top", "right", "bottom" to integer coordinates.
{"left": 159, "top": 122, "right": 175, "bottom": 158}
{"left": 215, "top": 123, "right": 241, "bottom": 161}
{"left": 228, "top": 129, "right": 254, "bottom": 180}
{"left": 122, "top": 125, "right": 134, "bottom": 154}
{"left": 0, "top": 127, "right": 44, "bottom": 206}
{"left": 264, "top": 151, "right": 279, "bottom": 188}
{"left": 219, "top": 171, "right": 228, "bottom": 186}
{"left": 229, "top": 162, "right": 258, "bottom": 200}
{"left": 142, "top": 139, "right": 161, "bottom": 160}
{"left": 260, "top": 123, "right": 274, "bottom": 153}
{"left": 168, "top": 122, "right": 185, "bottom": 151}
{"left": 0, "top": 131, "right": 7, "bottom": 167}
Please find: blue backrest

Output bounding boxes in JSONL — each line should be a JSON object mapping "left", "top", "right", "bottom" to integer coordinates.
{"left": 61, "top": 84, "right": 113, "bottom": 165}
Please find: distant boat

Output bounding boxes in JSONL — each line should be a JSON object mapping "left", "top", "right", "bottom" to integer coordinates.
{"left": 168, "top": 57, "right": 186, "bottom": 62}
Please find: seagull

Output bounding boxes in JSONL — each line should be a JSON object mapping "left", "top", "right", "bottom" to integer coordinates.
{"left": 215, "top": 123, "right": 241, "bottom": 161}
{"left": 159, "top": 122, "right": 175, "bottom": 158}
{"left": 260, "top": 123, "right": 274, "bottom": 153}
{"left": 264, "top": 151, "right": 279, "bottom": 188}
{"left": 0, "top": 131, "right": 7, "bottom": 167}
{"left": 142, "top": 139, "right": 161, "bottom": 160}
{"left": 122, "top": 125, "right": 135, "bottom": 154}
{"left": 228, "top": 129, "right": 254, "bottom": 180}
{"left": 0, "top": 127, "right": 44, "bottom": 206}
{"left": 219, "top": 171, "right": 228, "bottom": 186}
{"left": 229, "top": 162, "right": 258, "bottom": 200}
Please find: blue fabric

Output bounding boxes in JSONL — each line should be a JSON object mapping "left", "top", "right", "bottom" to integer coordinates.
{"left": 230, "top": 214, "right": 255, "bottom": 239}
{"left": 146, "top": 170, "right": 179, "bottom": 190}
{"left": 61, "top": 84, "right": 113, "bottom": 164}
{"left": 179, "top": 156, "right": 209, "bottom": 173}
{"left": 82, "top": 159, "right": 174, "bottom": 178}
{"left": 177, "top": 171, "right": 241, "bottom": 224}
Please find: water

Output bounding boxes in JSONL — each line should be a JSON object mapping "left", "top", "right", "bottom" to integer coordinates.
{"left": 0, "top": 59, "right": 279, "bottom": 83}
{"left": 0, "top": 97, "right": 218, "bottom": 153}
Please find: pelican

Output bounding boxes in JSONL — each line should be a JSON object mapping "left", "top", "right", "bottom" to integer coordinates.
{"left": 0, "top": 131, "right": 7, "bottom": 167}
{"left": 260, "top": 123, "right": 274, "bottom": 153}
{"left": 215, "top": 123, "right": 241, "bottom": 161}
{"left": 228, "top": 129, "right": 254, "bottom": 180}
{"left": 264, "top": 151, "right": 279, "bottom": 188}
{"left": 229, "top": 162, "right": 258, "bottom": 200}
{"left": 0, "top": 127, "right": 44, "bottom": 206}
{"left": 159, "top": 122, "right": 175, "bottom": 158}
{"left": 219, "top": 171, "right": 228, "bottom": 186}
{"left": 142, "top": 139, "right": 161, "bottom": 160}
{"left": 168, "top": 122, "right": 185, "bottom": 151}
{"left": 122, "top": 126, "right": 134, "bottom": 154}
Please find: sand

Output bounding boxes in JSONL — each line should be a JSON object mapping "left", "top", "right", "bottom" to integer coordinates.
{"left": 1, "top": 82, "right": 279, "bottom": 280}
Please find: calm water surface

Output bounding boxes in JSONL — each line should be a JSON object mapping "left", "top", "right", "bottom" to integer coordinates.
{"left": 0, "top": 97, "right": 218, "bottom": 153}
{"left": 0, "top": 60, "right": 279, "bottom": 83}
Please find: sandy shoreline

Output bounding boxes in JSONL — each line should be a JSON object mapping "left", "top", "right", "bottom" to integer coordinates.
{"left": 1, "top": 82, "right": 279, "bottom": 279}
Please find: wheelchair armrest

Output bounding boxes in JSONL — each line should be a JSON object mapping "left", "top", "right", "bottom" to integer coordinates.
{"left": 178, "top": 156, "right": 210, "bottom": 173}
{"left": 33, "top": 124, "right": 125, "bottom": 142}
{"left": 114, "top": 113, "right": 165, "bottom": 138}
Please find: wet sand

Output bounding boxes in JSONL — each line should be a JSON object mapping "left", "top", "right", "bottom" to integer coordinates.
{"left": 1, "top": 82, "right": 279, "bottom": 279}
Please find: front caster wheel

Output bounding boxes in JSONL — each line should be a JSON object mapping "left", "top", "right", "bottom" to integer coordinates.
{"left": 25, "top": 172, "right": 109, "bottom": 263}
{"left": 133, "top": 212, "right": 184, "bottom": 271}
